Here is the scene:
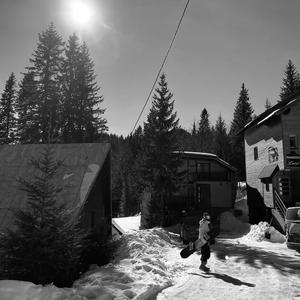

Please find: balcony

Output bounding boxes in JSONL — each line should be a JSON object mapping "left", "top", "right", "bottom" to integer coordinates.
{"left": 187, "top": 171, "right": 231, "bottom": 182}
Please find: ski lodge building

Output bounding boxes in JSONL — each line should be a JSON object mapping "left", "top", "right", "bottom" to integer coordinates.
{"left": 240, "top": 97, "right": 300, "bottom": 230}
{"left": 141, "top": 151, "right": 237, "bottom": 228}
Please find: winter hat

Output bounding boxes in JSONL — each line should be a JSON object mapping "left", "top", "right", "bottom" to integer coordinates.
{"left": 203, "top": 212, "right": 211, "bottom": 221}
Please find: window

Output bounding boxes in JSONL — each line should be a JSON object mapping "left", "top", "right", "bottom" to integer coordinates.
{"left": 289, "top": 135, "right": 298, "bottom": 149}
{"left": 254, "top": 147, "right": 258, "bottom": 160}
{"left": 196, "top": 162, "right": 210, "bottom": 175}
{"left": 265, "top": 183, "right": 269, "bottom": 192}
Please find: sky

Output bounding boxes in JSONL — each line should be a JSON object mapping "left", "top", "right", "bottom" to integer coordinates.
{"left": 1, "top": 0, "right": 300, "bottom": 136}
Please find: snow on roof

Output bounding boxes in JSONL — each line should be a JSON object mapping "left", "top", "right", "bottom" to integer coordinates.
{"left": 173, "top": 151, "right": 217, "bottom": 157}
{"left": 173, "top": 151, "right": 236, "bottom": 172}
{"left": 240, "top": 97, "right": 300, "bottom": 134}
{"left": 256, "top": 109, "right": 280, "bottom": 126}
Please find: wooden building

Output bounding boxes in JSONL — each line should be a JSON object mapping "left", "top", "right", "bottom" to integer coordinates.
{"left": 0, "top": 143, "right": 112, "bottom": 236}
{"left": 240, "top": 97, "right": 300, "bottom": 229}
{"left": 169, "top": 151, "right": 237, "bottom": 217}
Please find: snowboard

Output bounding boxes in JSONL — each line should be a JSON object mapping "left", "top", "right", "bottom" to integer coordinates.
{"left": 180, "top": 239, "right": 206, "bottom": 258}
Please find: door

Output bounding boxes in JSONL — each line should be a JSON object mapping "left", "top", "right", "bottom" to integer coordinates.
{"left": 196, "top": 184, "right": 211, "bottom": 210}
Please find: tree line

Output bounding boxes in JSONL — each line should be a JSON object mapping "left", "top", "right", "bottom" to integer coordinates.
{"left": 1, "top": 21, "right": 300, "bottom": 284}
{"left": 110, "top": 60, "right": 300, "bottom": 222}
{"left": 0, "top": 23, "right": 107, "bottom": 145}
{"left": 1, "top": 23, "right": 300, "bottom": 226}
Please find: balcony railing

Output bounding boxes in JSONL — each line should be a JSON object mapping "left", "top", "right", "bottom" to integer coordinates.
{"left": 187, "top": 172, "right": 231, "bottom": 182}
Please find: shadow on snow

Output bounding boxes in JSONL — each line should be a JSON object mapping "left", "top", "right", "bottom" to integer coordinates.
{"left": 211, "top": 239, "right": 300, "bottom": 277}
{"left": 188, "top": 272, "right": 255, "bottom": 287}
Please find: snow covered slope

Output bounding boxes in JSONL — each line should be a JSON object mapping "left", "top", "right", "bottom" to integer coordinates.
{"left": 0, "top": 213, "right": 299, "bottom": 300}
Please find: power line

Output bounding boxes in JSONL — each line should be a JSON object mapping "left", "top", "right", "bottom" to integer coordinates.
{"left": 131, "top": 0, "right": 191, "bottom": 135}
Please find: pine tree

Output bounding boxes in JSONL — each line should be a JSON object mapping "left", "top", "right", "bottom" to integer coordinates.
{"left": 279, "top": 59, "right": 300, "bottom": 102}
{"left": 27, "top": 23, "right": 64, "bottom": 143}
{"left": 264, "top": 98, "right": 272, "bottom": 110}
{"left": 198, "top": 108, "right": 213, "bottom": 152}
{"left": 230, "top": 83, "right": 254, "bottom": 180}
{"left": 15, "top": 72, "right": 39, "bottom": 143}
{"left": 142, "top": 73, "right": 180, "bottom": 228}
{"left": 0, "top": 146, "right": 86, "bottom": 286}
{"left": 189, "top": 120, "right": 199, "bottom": 151}
{"left": 214, "top": 114, "right": 230, "bottom": 161}
{"left": 61, "top": 33, "right": 82, "bottom": 143}
{"left": 0, "top": 73, "right": 17, "bottom": 144}
{"left": 74, "top": 42, "right": 107, "bottom": 142}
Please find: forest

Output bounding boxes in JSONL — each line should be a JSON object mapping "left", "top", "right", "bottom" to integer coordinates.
{"left": 0, "top": 24, "right": 299, "bottom": 222}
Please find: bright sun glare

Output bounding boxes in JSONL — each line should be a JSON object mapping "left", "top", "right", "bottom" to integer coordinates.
{"left": 67, "top": 0, "right": 94, "bottom": 28}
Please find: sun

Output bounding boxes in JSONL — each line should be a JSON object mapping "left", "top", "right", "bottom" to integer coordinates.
{"left": 66, "top": 0, "right": 95, "bottom": 28}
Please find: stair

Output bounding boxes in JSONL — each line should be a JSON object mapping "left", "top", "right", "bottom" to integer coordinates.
{"left": 271, "top": 208, "right": 285, "bottom": 233}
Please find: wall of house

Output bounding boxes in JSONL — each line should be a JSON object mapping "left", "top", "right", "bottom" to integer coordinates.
{"left": 200, "top": 181, "right": 232, "bottom": 208}
{"left": 173, "top": 156, "right": 235, "bottom": 211}
{"left": 244, "top": 121, "right": 284, "bottom": 208}
{"left": 81, "top": 154, "right": 112, "bottom": 235}
{"left": 281, "top": 101, "right": 300, "bottom": 169}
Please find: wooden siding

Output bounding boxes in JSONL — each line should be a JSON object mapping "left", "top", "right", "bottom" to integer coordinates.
{"left": 201, "top": 181, "right": 232, "bottom": 207}
{"left": 179, "top": 158, "right": 233, "bottom": 182}
{"left": 175, "top": 155, "right": 235, "bottom": 210}
{"left": 244, "top": 122, "right": 284, "bottom": 207}
{"left": 281, "top": 101, "right": 300, "bottom": 168}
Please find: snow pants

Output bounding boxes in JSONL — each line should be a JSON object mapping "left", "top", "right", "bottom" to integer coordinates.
{"left": 200, "top": 243, "right": 210, "bottom": 262}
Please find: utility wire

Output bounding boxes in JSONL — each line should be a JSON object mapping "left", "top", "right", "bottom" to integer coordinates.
{"left": 131, "top": 0, "right": 191, "bottom": 135}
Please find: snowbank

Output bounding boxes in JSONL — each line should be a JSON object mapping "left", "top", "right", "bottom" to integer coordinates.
{"left": 239, "top": 221, "right": 286, "bottom": 244}
{"left": 0, "top": 228, "right": 183, "bottom": 300}
{"left": 112, "top": 215, "right": 141, "bottom": 233}
{"left": 220, "top": 211, "right": 285, "bottom": 244}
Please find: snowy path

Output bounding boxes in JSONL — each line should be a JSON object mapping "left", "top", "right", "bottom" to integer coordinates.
{"left": 158, "top": 237, "right": 300, "bottom": 300}
{"left": 1, "top": 222, "right": 300, "bottom": 300}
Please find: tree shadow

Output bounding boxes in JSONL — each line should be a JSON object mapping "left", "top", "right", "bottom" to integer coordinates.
{"left": 189, "top": 272, "right": 255, "bottom": 287}
{"left": 211, "top": 239, "right": 300, "bottom": 277}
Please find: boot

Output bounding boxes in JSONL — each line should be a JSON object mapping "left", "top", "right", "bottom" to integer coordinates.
{"left": 199, "top": 261, "right": 210, "bottom": 272}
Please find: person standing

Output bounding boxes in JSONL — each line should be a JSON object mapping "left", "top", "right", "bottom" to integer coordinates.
{"left": 198, "top": 212, "right": 211, "bottom": 271}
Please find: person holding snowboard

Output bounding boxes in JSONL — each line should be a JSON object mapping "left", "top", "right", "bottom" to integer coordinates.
{"left": 198, "top": 212, "right": 211, "bottom": 271}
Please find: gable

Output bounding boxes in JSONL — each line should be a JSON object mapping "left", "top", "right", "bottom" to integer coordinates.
{"left": 0, "top": 143, "right": 111, "bottom": 232}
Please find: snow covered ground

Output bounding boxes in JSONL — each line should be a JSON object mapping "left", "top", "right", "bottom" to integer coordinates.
{"left": 1, "top": 212, "right": 300, "bottom": 300}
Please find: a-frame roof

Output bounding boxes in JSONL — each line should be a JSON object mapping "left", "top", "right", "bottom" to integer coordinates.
{"left": 0, "top": 143, "right": 110, "bottom": 233}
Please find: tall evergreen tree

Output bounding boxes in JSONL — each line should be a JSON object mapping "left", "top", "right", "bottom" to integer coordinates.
{"left": 230, "top": 83, "right": 254, "bottom": 180}
{"left": 214, "top": 114, "right": 230, "bottom": 161}
{"left": 0, "top": 147, "right": 86, "bottom": 286}
{"left": 189, "top": 120, "right": 199, "bottom": 151}
{"left": 0, "top": 73, "right": 17, "bottom": 144}
{"left": 279, "top": 59, "right": 300, "bottom": 102}
{"left": 198, "top": 108, "right": 213, "bottom": 152}
{"left": 142, "top": 73, "right": 180, "bottom": 228}
{"left": 15, "top": 72, "right": 39, "bottom": 143}
{"left": 61, "top": 33, "right": 82, "bottom": 143}
{"left": 264, "top": 98, "right": 272, "bottom": 110}
{"left": 74, "top": 42, "right": 107, "bottom": 142}
{"left": 27, "top": 23, "right": 64, "bottom": 143}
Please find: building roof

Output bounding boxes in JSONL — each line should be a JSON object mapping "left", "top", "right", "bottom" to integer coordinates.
{"left": 173, "top": 151, "right": 236, "bottom": 172}
{"left": 239, "top": 96, "right": 300, "bottom": 134}
{"left": 258, "top": 164, "right": 279, "bottom": 179}
{"left": 0, "top": 143, "right": 111, "bottom": 232}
